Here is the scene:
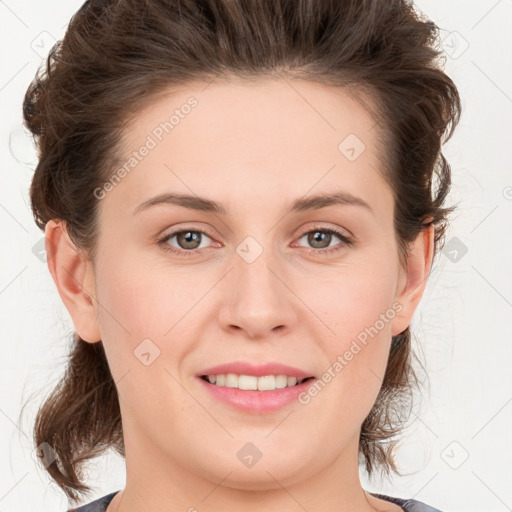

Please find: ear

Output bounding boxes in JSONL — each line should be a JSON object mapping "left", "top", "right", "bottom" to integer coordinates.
{"left": 390, "top": 225, "right": 435, "bottom": 336}
{"left": 44, "top": 220, "right": 101, "bottom": 343}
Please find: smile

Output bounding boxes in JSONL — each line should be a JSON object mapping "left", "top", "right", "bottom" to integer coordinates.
{"left": 200, "top": 374, "right": 314, "bottom": 391}
{"left": 197, "top": 374, "right": 317, "bottom": 414}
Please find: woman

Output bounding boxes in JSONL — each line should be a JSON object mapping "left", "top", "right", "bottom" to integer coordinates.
{"left": 23, "top": 0, "right": 461, "bottom": 510}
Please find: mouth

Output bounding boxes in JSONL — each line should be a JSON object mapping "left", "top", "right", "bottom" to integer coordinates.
{"left": 195, "top": 361, "right": 317, "bottom": 412}
{"left": 197, "top": 373, "right": 317, "bottom": 413}
{"left": 199, "top": 374, "right": 315, "bottom": 391}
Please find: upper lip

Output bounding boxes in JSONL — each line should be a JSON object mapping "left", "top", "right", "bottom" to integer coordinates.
{"left": 197, "top": 361, "right": 314, "bottom": 379}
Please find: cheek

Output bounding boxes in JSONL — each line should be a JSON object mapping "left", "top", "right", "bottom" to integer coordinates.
{"left": 92, "top": 248, "right": 214, "bottom": 382}
{"left": 91, "top": 250, "right": 165, "bottom": 378}
{"left": 92, "top": 257, "right": 195, "bottom": 423}
{"left": 94, "top": 249, "right": 191, "bottom": 337}
{"left": 306, "top": 262, "right": 398, "bottom": 344}
{"left": 298, "top": 265, "right": 398, "bottom": 412}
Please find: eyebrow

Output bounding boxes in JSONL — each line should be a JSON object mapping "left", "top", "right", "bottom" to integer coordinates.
{"left": 133, "top": 191, "right": 373, "bottom": 216}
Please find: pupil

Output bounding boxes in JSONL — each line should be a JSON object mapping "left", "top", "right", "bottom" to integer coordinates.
{"left": 179, "top": 231, "right": 200, "bottom": 249}
{"left": 309, "top": 231, "right": 330, "bottom": 249}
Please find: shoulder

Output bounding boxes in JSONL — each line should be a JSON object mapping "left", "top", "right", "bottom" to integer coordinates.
{"left": 370, "top": 492, "right": 445, "bottom": 512}
{"left": 67, "top": 491, "right": 120, "bottom": 512}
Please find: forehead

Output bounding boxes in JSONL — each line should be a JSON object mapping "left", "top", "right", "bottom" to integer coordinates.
{"left": 121, "top": 77, "right": 380, "bottom": 153}
{"left": 108, "top": 78, "right": 389, "bottom": 212}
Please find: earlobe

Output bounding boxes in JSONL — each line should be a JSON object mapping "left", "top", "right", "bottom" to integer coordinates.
{"left": 390, "top": 225, "right": 435, "bottom": 336}
{"left": 44, "top": 220, "right": 101, "bottom": 343}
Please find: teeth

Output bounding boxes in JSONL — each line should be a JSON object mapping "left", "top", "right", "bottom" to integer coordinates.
{"left": 204, "top": 374, "right": 308, "bottom": 391}
{"left": 276, "top": 375, "right": 288, "bottom": 388}
{"left": 239, "top": 375, "right": 257, "bottom": 390}
{"left": 226, "top": 373, "right": 238, "bottom": 388}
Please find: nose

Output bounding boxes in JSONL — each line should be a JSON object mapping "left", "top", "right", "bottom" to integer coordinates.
{"left": 218, "top": 248, "right": 298, "bottom": 340}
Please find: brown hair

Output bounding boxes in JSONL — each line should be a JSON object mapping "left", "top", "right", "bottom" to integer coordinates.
{"left": 22, "top": 0, "right": 461, "bottom": 503}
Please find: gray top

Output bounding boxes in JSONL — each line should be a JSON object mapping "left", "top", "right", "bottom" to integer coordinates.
{"left": 67, "top": 490, "right": 443, "bottom": 511}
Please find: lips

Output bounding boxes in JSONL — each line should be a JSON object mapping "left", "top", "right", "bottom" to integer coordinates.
{"left": 197, "top": 372, "right": 317, "bottom": 413}
{"left": 196, "top": 361, "right": 315, "bottom": 380}
{"left": 195, "top": 361, "right": 317, "bottom": 413}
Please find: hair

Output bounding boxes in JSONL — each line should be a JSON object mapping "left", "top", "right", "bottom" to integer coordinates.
{"left": 22, "top": 0, "right": 461, "bottom": 503}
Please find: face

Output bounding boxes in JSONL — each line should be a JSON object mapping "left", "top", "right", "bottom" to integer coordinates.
{"left": 49, "top": 78, "right": 431, "bottom": 496}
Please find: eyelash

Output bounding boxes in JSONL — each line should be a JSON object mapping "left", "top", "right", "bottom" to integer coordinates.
{"left": 156, "top": 225, "right": 353, "bottom": 257}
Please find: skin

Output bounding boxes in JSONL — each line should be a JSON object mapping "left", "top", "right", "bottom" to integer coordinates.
{"left": 45, "top": 78, "right": 433, "bottom": 512}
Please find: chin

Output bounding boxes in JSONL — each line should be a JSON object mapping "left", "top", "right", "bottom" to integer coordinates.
{"left": 197, "top": 452, "right": 317, "bottom": 491}
{"left": 214, "top": 467, "right": 304, "bottom": 491}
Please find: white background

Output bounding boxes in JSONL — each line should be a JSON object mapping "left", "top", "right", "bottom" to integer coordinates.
{"left": 1, "top": 1, "right": 511, "bottom": 511}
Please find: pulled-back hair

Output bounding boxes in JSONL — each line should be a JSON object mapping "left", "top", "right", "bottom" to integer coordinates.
{"left": 22, "top": 0, "right": 461, "bottom": 503}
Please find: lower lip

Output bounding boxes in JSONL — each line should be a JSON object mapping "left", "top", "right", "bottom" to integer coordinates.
{"left": 197, "top": 377, "right": 317, "bottom": 414}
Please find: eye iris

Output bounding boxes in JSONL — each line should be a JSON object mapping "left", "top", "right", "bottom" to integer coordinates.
{"left": 168, "top": 229, "right": 340, "bottom": 252}
{"left": 308, "top": 231, "right": 331, "bottom": 249}
{"left": 177, "top": 231, "right": 201, "bottom": 249}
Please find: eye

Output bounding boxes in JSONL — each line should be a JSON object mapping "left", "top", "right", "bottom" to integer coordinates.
{"left": 294, "top": 226, "right": 353, "bottom": 254}
{"left": 157, "top": 225, "right": 353, "bottom": 257}
{"left": 157, "top": 228, "right": 217, "bottom": 256}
